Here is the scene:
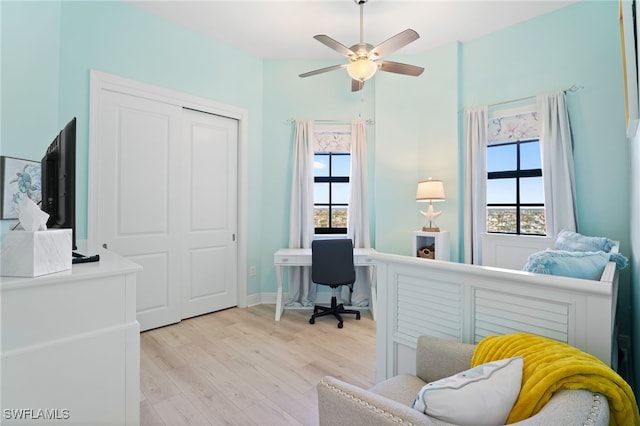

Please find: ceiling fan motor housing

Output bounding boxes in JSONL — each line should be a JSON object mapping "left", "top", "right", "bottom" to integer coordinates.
{"left": 350, "top": 43, "right": 375, "bottom": 59}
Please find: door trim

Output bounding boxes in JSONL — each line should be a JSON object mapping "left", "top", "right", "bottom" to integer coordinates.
{"left": 88, "top": 69, "right": 248, "bottom": 309}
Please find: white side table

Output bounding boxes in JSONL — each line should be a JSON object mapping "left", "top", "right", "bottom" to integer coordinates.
{"left": 413, "top": 230, "right": 450, "bottom": 261}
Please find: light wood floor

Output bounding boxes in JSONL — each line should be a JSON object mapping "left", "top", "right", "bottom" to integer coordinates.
{"left": 140, "top": 304, "right": 376, "bottom": 426}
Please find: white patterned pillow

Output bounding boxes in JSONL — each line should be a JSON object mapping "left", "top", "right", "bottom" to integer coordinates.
{"left": 412, "top": 356, "right": 523, "bottom": 426}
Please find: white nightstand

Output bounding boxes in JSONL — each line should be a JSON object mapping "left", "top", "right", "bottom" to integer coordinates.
{"left": 413, "top": 230, "right": 450, "bottom": 261}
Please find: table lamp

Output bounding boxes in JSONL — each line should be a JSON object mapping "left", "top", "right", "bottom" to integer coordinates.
{"left": 416, "top": 178, "right": 445, "bottom": 232}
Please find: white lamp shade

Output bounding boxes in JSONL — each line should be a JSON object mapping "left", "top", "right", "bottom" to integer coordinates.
{"left": 347, "top": 59, "right": 378, "bottom": 81}
{"left": 416, "top": 179, "right": 445, "bottom": 201}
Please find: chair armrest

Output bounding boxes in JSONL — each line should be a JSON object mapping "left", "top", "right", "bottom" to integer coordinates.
{"left": 415, "top": 336, "right": 475, "bottom": 383}
{"left": 318, "top": 375, "right": 608, "bottom": 426}
{"left": 317, "top": 376, "right": 440, "bottom": 426}
{"left": 510, "top": 390, "right": 609, "bottom": 426}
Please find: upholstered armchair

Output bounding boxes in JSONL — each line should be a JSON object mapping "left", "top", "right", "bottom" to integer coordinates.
{"left": 317, "top": 336, "right": 609, "bottom": 426}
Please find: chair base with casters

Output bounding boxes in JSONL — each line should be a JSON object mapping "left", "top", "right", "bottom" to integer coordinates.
{"left": 309, "top": 287, "right": 361, "bottom": 328}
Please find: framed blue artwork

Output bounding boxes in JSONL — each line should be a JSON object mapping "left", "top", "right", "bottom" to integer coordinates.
{"left": 1, "top": 156, "right": 42, "bottom": 219}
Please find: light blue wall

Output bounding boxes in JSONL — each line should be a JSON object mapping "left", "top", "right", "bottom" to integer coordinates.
{"left": 631, "top": 119, "right": 640, "bottom": 396}
{"left": 462, "top": 2, "right": 628, "bottom": 251}
{"left": 1, "top": 0, "right": 265, "bottom": 295}
{"left": 375, "top": 44, "right": 460, "bottom": 259}
{"left": 260, "top": 58, "right": 375, "bottom": 292}
{"left": 2, "top": 0, "right": 634, "bottom": 384}
{"left": 461, "top": 0, "right": 631, "bottom": 334}
{"left": 1, "top": 1, "right": 61, "bottom": 235}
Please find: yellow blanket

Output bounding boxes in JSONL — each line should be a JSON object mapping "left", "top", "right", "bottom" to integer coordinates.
{"left": 471, "top": 333, "right": 639, "bottom": 426}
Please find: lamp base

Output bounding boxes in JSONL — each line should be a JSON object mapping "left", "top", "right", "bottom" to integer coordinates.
{"left": 422, "top": 226, "right": 440, "bottom": 232}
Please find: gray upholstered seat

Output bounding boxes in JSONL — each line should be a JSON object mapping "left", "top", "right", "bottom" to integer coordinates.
{"left": 317, "top": 335, "right": 609, "bottom": 425}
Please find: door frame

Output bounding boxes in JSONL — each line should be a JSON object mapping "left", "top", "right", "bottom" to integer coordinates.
{"left": 88, "top": 69, "right": 248, "bottom": 309}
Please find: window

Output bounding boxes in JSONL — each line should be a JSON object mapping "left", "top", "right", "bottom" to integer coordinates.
{"left": 314, "top": 152, "right": 350, "bottom": 234}
{"left": 486, "top": 138, "right": 545, "bottom": 235}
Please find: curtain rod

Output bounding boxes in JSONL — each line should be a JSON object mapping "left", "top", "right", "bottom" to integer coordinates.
{"left": 285, "top": 118, "right": 375, "bottom": 125}
{"left": 488, "top": 84, "right": 584, "bottom": 109}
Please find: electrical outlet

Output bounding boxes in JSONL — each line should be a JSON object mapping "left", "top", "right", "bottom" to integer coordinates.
{"left": 249, "top": 266, "right": 256, "bottom": 276}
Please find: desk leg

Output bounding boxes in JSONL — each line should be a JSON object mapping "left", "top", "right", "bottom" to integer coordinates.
{"left": 369, "top": 265, "right": 376, "bottom": 321}
{"left": 275, "top": 265, "right": 284, "bottom": 321}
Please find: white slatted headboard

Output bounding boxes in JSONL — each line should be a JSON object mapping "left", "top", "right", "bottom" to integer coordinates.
{"left": 481, "top": 233, "right": 555, "bottom": 270}
{"left": 374, "top": 252, "right": 619, "bottom": 382}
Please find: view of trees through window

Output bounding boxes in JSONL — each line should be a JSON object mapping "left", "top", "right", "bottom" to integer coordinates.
{"left": 486, "top": 139, "right": 546, "bottom": 235}
{"left": 314, "top": 152, "right": 350, "bottom": 234}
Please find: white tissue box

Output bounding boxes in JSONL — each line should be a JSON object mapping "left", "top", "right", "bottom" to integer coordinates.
{"left": 1, "top": 229, "right": 72, "bottom": 277}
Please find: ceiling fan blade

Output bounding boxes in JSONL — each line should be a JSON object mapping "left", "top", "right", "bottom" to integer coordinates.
{"left": 314, "top": 35, "right": 355, "bottom": 58}
{"left": 351, "top": 79, "right": 364, "bottom": 92}
{"left": 379, "top": 61, "right": 424, "bottom": 76}
{"left": 369, "top": 29, "right": 420, "bottom": 59}
{"left": 299, "top": 64, "right": 347, "bottom": 78}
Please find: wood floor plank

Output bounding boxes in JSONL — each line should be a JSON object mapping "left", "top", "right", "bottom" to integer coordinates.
{"left": 165, "top": 366, "right": 257, "bottom": 425}
{"left": 140, "top": 400, "right": 166, "bottom": 426}
{"left": 140, "top": 305, "right": 376, "bottom": 426}
{"left": 242, "top": 397, "right": 303, "bottom": 426}
{"left": 219, "top": 354, "right": 318, "bottom": 424}
{"left": 152, "top": 394, "right": 212, "bottom": 426}
{"left": 140, "top": 350, "right": 184, "bottom": 404}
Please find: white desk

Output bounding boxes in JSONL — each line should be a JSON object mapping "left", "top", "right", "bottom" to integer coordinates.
{"left": 273, "top": 248, "right": 376, "bottom": 321}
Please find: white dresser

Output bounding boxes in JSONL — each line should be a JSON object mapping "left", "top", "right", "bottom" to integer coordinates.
{"left": 1, "top": 244, "right": 142, "bottom": 425}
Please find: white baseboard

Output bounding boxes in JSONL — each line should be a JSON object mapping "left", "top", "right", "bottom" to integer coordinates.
{"left": 246, "top": 292, "right": 371, "bottom": 312}
{"left": 246, "top": 292, "right": 263, "bottom": 307}
{"left": 252, "top": 292, "right": 336, "bottom": 305}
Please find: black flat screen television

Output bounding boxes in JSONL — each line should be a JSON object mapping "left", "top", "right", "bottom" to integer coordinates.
{"left": 41, "top": 117, "right": 76, "bottom": 250}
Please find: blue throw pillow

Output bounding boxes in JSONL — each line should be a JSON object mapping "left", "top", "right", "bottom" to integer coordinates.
{"left": 523, "top": 249, "right": 628, "bottom": 280}
{"left": 554, "top": 230, "right": 616, "bottom": 253}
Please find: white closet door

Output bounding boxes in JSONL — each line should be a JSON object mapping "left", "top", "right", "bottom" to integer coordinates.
{"left": 181, "top": 108, "right": 238, "bottom": 319}
{"left": 95, "top": 90, "right": 184, "bottom": 331}
{"left": 92, "top": 86, "right": 240, "bottom": 331}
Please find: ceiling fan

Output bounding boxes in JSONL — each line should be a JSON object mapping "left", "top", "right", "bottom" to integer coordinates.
{"left": 299, "top": 0, "right": 425, "bottom": 92}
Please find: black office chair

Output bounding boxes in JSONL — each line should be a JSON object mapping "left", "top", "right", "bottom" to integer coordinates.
{"left": 309, "top": 239, "right": 361, "bottom": 328}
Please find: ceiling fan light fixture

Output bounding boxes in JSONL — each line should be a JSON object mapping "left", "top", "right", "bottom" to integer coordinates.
{"left": 347, "top": 58, "right": 378, "bottom": 81}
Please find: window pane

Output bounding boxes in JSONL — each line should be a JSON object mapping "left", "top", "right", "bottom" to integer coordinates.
{"left": 314, "top": 207, "right": 329, "bottom": 228}
{"left": 314, "top": 182, "right": 329, "bottom": 203}
{"left": 313, "top": 150, "right": 351, "bottom": 233}
{"left": 487, "top": 207, "right": 517, "bottom": 233}
{"left": 332, "top": 154, "right": 351, "bottom": 176}
{"left": 314, "top": 154, "right": 329, "bottom": 177}
{"left": 520, "top": 207, "right": 546, "bottom": 235}
{"left": 521, "top": 141, "right": 541, "bottom": 170}
{"left": 487, "top": 144, "right": 516, "bottom": 172}
{"left": 487, "top": 178, "right": 516, "bottom": 203}
{"left": 520, "top": 177, "right": 544, "bottom": 203}
{"left": 331, "top": 206, "right": 348, "bottom": 228}
{"left": 332, "top": 182, "right": 350, "bottom": 204}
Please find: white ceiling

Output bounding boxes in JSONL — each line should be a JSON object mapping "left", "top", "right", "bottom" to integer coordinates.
{"left": 124, "top": 0, "right": 580, "bottom": 59}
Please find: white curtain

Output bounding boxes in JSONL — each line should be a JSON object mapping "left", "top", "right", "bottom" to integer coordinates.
{"left": 463, "top": 106, "right": 488, "bottom": 264}
{"left": 537, "top": 91, "right": 577, "bottom": 235}
{"left": 344, "top": 119, "right": 370, "bottom": 306}
{"left": 286, "top": 120, "right": 315, "bottom": 307}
